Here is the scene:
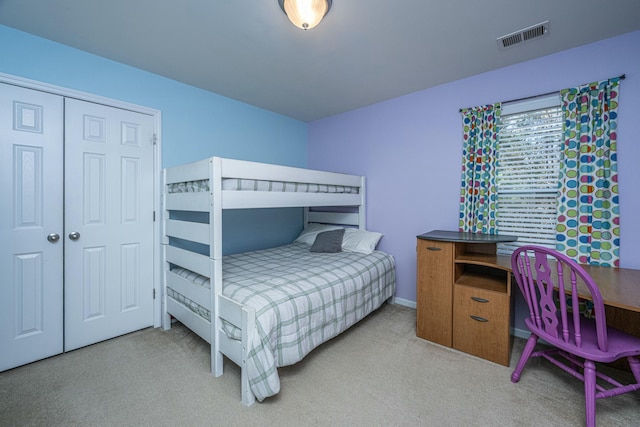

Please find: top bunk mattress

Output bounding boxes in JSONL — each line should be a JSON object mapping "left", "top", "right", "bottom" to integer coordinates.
{"left": 167, "top": 178, "right": 359, "bottom": 194}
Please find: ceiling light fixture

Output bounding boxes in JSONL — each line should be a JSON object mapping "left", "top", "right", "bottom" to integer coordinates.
{"left": 278, "top": 0, "right": 332, "bottom": 30}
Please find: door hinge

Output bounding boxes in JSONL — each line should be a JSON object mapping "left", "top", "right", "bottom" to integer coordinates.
{"left": 153, "top": 288, "right": 156, "bottom": 299}
{"left": 153, "top": 211, "right": 156, "bottom": 222}
{"left": 153, "top": 134, "right": 157, "bottom": 145}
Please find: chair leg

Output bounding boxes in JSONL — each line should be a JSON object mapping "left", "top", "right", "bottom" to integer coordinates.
{"left": 628, "top": 356, "right": 640, "bottom": 384}
{"left": 584, "top": 360, "right": 597, "bottom": 427}
{"left": 512, "top": 334, "right": 538, "bottom": 383}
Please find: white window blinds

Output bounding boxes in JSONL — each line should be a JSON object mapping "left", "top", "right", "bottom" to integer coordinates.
{"left": 496, "top": 97, "right": 562, "bottom": 255}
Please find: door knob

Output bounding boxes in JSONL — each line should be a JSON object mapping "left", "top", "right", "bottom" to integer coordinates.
{"left": 47, "top": 233, "right": 60, "bottom": 243}
{"left": 68, "top": 231, "right": 81, "bottom": 241}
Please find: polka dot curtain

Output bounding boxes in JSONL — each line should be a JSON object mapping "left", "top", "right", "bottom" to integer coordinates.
{"left": 556, "top": 77, "right": 621, "bottom": 267}
{"left": 458, "top": 103, "right": 501, "bottom": 234}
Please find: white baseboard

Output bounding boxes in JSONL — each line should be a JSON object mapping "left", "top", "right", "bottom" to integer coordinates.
{"left": 391, "top": 297, "right": 416, "bottom": 309}
{"left": 511, "top": 327, "right": 529, "bottom": 339}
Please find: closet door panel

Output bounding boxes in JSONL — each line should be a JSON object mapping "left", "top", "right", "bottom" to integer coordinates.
{"left": 0, "top": 83, "right": 64, "bottom": 371}
{"left": 83, "top": 246, "right": 107, "bottom": 320}
{"left": 64, "top": 98, "right": 155, "bottom": 351}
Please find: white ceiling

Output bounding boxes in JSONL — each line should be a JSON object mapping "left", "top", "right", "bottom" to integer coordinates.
{"left": 1, "top": 0, "right": 639, "bottom": 122}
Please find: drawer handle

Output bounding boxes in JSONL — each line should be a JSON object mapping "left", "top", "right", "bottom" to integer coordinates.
{"left": 426, "top": 247, "right": 441, "bottom": 251}
{"left": 471, "top": 296, "right": 490, "bottom": 303}
{"left": 470, "top": 315, "right": 488, "bottom": 322}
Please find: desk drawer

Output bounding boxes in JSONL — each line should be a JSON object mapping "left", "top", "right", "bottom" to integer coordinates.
{"left": 453, "top": 284, "right": 510, "bottom": 366}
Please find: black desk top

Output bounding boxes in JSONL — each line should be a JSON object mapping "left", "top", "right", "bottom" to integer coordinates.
{"left": 417, "top": 230, "right": 518, "bottom": 244}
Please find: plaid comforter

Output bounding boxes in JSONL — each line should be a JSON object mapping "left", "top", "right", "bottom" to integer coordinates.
{"left": 221, "top": 242, "right": 396, "bottom": 402}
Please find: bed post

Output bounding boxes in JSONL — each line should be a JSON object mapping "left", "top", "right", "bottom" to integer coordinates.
{"left": 303, "top": 207, "right": 310, "bottom": 226}
{"left": 359, "top": 176, "right": 366, "bottom": 229}
{"left": 211, "top": 258, "right": 223, "bottom": 378}
{"left": 161, "top": 168, "right": 172, "bottom": 330}
{"left": 211, "top": 157, "right": 224, "bottom": 377}
{"left": 241, "top": 305, "right": 256, "bottom": 406}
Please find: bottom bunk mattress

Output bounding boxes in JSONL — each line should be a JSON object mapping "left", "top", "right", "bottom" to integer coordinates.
{"left": 167, "top": 242, "right": 396, "bottom": 401}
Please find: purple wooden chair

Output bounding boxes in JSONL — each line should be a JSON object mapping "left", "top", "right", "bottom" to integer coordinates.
{"left": 510, "top": 245, "right": 640, "bottom": 427}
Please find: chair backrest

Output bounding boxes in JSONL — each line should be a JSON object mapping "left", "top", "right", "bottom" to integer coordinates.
{"left": 511, "top": 246, "right": 609, "bottom": 352}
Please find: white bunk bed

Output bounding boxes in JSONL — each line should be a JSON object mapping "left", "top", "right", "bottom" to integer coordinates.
{"left": 161, "top": 156, "right": 396, "bottom": 405}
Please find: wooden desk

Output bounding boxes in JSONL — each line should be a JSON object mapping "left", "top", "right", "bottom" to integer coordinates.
{"left": 467, "top": 250, "right": 640, "bottom": 360}
{"left": 477, "top": 252, "right": 640, "bottom": 339}
{"left": 462, "top": 252, "right": 640, "bottom": 314}
{"left": 417, "top": 230, "right": 640, "bottom": 365}
{"left": 416, "top": 231, "right": 518, "bottom": 366}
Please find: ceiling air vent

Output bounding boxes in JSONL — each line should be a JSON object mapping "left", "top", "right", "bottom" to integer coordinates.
{"left": 497, "top": 20, "right": 549, "bottom": 50}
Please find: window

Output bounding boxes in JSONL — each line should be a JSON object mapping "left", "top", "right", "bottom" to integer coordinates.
{"left": 496, "top": 95, "right": 562, "bottom": 255}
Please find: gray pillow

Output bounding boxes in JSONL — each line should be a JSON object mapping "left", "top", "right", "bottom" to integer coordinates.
{"left": 310, "top": 228, "right": 345, "bottom": 253}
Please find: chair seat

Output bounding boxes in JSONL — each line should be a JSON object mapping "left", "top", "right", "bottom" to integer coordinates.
{"left": 526, "top": 316, "right": 640, "bottom": 363}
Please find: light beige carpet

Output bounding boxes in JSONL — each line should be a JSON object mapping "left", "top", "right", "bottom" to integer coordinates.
{"left": 1, "top": 303, "right": 638, "bottom": 426}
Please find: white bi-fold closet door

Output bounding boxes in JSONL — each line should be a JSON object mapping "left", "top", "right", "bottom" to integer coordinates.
{"left": 0, "top": 83, "right": 155, "bottom": 371}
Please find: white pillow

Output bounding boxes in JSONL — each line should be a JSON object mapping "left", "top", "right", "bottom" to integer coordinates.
{"left": 341, "top": 228, "right": 383, "bottom": 254}
{"left": 294, "top": 223, "right": 343, "bottom": 245}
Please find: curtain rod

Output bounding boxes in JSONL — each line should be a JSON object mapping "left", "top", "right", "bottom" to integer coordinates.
{"left": 459, "top": 74, "right": 626, "bottom": 112}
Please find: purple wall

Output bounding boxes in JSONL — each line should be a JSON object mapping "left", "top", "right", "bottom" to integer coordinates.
{"left": 308, "top": 30, "right": 640, "bottom": 304}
